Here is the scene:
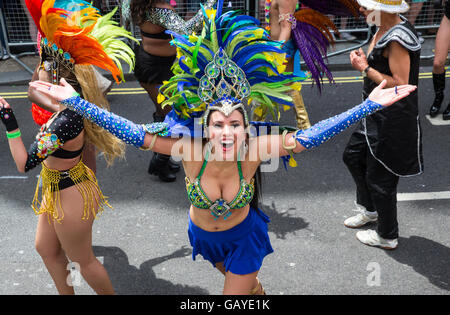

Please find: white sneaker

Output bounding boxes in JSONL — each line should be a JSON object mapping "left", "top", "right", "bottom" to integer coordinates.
{"left": 1, "top": 49, "right": 9, "bottom": 60}
{"left": 356, "top": 230, "right": 398, "bottom": 250}
{"left": 344, "top": 206, "right": 378, "bottom": 228}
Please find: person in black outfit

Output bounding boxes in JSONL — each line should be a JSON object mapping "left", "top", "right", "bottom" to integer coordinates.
{"left": 429, "top": 0, "right": 450, "bottom": 120}
{"left": 125, "top": 0, "right": 215, "bottom": 182}
{"left": 342, "top": 0, "right": 423, "bottom": 249}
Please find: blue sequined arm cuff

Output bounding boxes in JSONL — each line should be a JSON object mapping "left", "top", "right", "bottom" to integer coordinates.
{"left": 60, "top": 96, "right": 146, "bottom": 148}
{"left": 294, "top": 99, "right": 383, "bottom": 149}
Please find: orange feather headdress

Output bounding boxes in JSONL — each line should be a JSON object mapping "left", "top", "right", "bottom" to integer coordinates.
{"left": 26, "top": 0, "right": 137, "bottom": 125}
{"left": 26, "top": 0, "right": 137, "bottom": 83}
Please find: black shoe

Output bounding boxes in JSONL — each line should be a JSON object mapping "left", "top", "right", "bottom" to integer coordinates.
{"left": 148, "top": 153, "right": 177, "bottom": 182}
{"left": 429, "top": 72, "right": 445, "bottom": 117}
{"left": 168, "top": 158, "right": 181, "bottom": 172}
{"left": 153, "top": 112, "right": 165, "bottom": 123}
{"left": 443, "top": 103, "right": 450, "bottom": 121}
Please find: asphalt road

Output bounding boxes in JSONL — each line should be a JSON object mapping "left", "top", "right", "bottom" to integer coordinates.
{"left": 0, "top": 68, "right": 448, "bottom": 295}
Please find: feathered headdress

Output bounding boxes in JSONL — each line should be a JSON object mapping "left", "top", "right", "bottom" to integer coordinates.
{"left": 159, "top": 0, "right": 306, "bottom": 137}
{"left": 25, "top": 0, "right": 137, "bottom": 83}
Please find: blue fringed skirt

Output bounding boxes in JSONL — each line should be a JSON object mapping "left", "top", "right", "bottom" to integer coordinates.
{"left": 188, "top": 207, "right": 274, "bottom": 275}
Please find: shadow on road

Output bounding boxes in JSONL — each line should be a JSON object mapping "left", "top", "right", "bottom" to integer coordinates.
{"left": 93, "top": 245, "right": 209, "bottom": 295}
{"left": 261, "top": 201, "right": 310, "bottom": 240}
{"left": 386, "top": 236, "right": 450, "bottom": 291}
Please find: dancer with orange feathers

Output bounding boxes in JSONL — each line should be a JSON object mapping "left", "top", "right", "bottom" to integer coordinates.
{"left": 0, "top": 0, "right": 136, "bottom": 294}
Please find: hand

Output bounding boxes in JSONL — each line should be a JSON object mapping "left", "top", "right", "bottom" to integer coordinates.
{"left": 368, "top": 79, "right": 417, "bottom": 107}
{"left": 29, "top": 78, "right": 77, "bottom": 103}
{"left": 350, "top": 48, "right": 369, "bottom": 72}
{"left": 0, "top": 97, "right": 19, "bottom": 132}
{"left": 0, "top": 96, "right": 11, "bottom": 110}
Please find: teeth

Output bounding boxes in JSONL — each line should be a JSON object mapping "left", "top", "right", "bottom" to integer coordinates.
{"left": 221, "top": 140, "right": 234, "bottom": 148}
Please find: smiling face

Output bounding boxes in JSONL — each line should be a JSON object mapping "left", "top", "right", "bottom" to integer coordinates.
{"left": 207, "top": 109, "right": 247, "bottom": 161}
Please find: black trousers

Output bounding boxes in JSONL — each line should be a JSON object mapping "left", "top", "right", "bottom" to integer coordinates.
{"left": 343, "top": 129, "right": 399, "bottom": 240}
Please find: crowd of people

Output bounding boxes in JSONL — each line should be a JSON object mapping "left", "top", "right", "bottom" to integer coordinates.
{"left": 0, "top": 0, "right": 448, "bottom": 295}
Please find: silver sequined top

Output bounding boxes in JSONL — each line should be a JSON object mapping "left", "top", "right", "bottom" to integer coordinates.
{"left": 145, "top": 0, "right": 216, "bottom": 35}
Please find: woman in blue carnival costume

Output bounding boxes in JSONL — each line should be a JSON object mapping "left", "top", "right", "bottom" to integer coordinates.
{"left": 30, "top": 0, "right": 416, "bottom": 294}
{"left": 1, "top": 0, "right": 136, "bottom": 294}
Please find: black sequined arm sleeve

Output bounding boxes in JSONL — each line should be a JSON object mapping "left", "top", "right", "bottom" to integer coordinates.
{"left": 24, "top": 110, "right": 84, "bottom": 172}
{"left": 146, "top": 0, "right": 216, "bottom": 35}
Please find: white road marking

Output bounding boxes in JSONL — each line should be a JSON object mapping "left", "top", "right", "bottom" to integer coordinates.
{"left": 425, "top": 114, "right": 450, "bottom": 126}
{"left": 398, "top": 191, "right": 450, "bottom": 201}
{"left": 0, "top": 176, "right": 28, "bottom": 179}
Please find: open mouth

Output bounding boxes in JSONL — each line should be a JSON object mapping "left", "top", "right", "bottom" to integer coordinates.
{"left": 221, "top": 139, "right": 234, "bottom": 151}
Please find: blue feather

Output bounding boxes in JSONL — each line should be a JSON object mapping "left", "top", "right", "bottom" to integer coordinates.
{"left": 54, "top": 0, "right": 96, "bottom": 11}
{"left": 178, "top": 57, "right": 192, "bottom": 74}
{"left": 216, "top": 0, "right": 224, "bottom": 18}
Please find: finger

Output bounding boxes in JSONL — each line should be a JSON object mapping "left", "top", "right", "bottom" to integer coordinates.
{"left": 59, "top": 77, "right": 68, "bottom": 86}
{"left": 34, "top": 87, "right": 55, "bottom": 98}
{"left": 378, "top": 79, "right": 387, "bottom": 90}
{"left": 0, "top": 98, "right": 10, "bottom": 108}
{"left": 397, "top": 84, "right": 417, "bottom": 92}
{"left": 395, "top": 85, "right": 416, "bottom": 94}
{"left": 29, "top": 81, "right": 53, "bottom": 90}
{"left": 30, "top": 80, "right": 52, "bottom": 88}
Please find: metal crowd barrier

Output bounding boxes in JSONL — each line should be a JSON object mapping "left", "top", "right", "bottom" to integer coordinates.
{"left": 1, "top": 0, "right": 36, "bottom": 74}
{"left": 0, "top": 0, "right": 447, "bottom": 75}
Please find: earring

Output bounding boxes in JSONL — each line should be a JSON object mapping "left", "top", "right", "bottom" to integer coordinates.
{"left": 239, "top": 141, "right": 249, "bottom": 159}
{"left": 204, "top": 141, "right": 213, "bottom": 160}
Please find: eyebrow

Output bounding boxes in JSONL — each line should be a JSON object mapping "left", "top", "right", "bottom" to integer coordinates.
{"left": 212, "top": 120, "right": 242, "bottom": 124}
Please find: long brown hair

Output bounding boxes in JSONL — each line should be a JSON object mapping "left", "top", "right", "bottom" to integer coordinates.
{"left": 131, "top": 0, "right": 166, "bottom": 26}
{"left": 74, "top": 65, "right": 126, "bottom": 166}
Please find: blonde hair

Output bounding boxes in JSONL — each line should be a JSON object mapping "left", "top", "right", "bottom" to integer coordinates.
{"left": 74, "top": 65, "right": 126, "bottom": 165}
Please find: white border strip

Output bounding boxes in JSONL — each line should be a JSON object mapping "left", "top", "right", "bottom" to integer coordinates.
{"left": 398, "top": 191, "right": 450, "bottom": 201}
{"left": 425, "top": 115, "right": 450, "bottom": 126}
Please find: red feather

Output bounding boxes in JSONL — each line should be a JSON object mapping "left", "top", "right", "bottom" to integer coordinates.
{"left": 31, "top": 103, "right": 53, "bottom": 126}
{"left": 25, "top": 0, "right": 44, "bottom": 35}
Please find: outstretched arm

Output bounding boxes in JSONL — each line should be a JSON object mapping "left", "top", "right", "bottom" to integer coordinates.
{"left": 256, "top": 80, "right": 417, "bottom": 161}
{"left": 276, "top": 0, "right": 297, "bottom": 42}
{"left": 29, "top": 79, "right": 184, "bottom": 157}
{"left": 0, "top": 96, "right": 87, "bottom": 173}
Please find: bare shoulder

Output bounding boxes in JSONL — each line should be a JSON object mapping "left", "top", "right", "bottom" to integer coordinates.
{"left": 271, "top": 0, "right": 279, "bottom": 9}
{"left": 388, "top": 40, "right": 409, "bottom": 55}
{"left": 240, "top": 150, "right": 262, "bottom": 179}
{"left": 183, "top": 159, "right": 205, "bottom": 180}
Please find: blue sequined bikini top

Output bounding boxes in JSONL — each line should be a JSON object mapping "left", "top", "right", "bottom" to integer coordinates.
{"left": 185, "top": 151, "right": 255, "bottom": 220}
